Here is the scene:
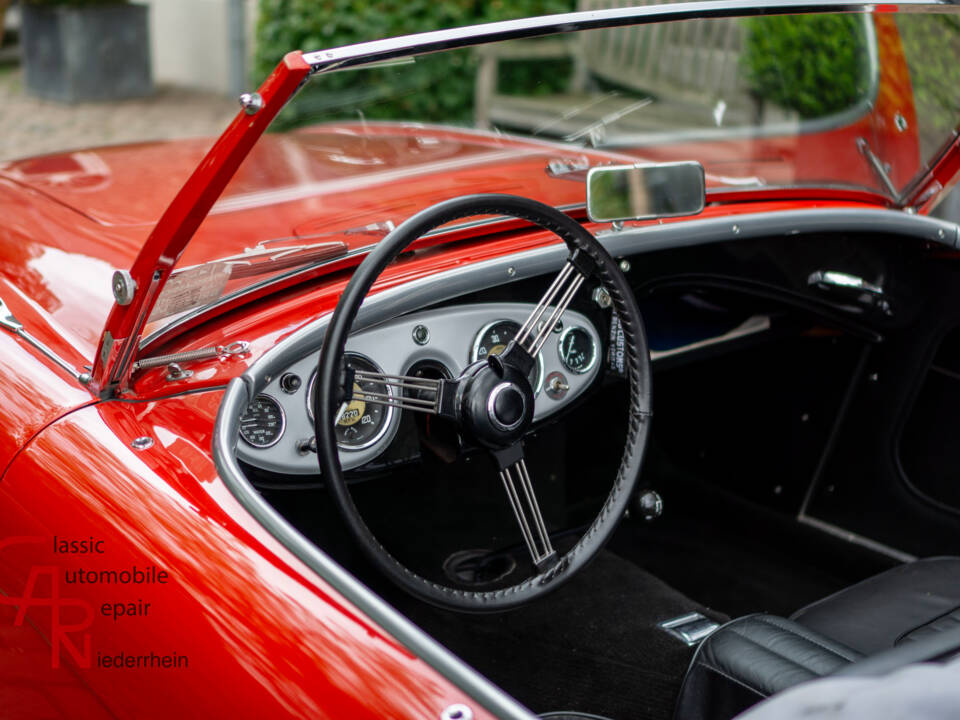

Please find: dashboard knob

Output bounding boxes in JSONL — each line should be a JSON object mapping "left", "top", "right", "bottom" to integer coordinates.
{"left": 634, "top": 489, "right": 663, "bottom": 521}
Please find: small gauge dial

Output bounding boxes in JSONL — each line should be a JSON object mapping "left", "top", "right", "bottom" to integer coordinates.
{"left": 239, "top": 394, "right": 285, "bottom": 448}
{"left": 558, "top": 326, "right": 598, "bottom": 374}
{"left": 308, "top": 354, "right": 393, "bottom": 451}
{"left": 472, "top": 320, "right": 544, "bottom": 394}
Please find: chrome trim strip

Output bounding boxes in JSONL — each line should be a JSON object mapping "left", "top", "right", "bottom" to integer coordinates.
{"left": 797, "top": 514, "right": 917, "bottom": 563}
{"left": 303, "top": 0, "right": 953, "bottom": 71}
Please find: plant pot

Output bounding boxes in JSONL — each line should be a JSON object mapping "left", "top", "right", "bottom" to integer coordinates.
{"left": 21, "top": 3, "right": 152, "bottom": 103}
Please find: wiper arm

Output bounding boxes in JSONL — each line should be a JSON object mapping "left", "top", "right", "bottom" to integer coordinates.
{"left": 856, "top": 137, "right": 898, "bottom": 200}
{"left": 531, "top": 91, "right": 621, "bottom": 136}
{"left": 203, "top": 220, "right": 397, "bottom": 279}
{"left": 564, "top": 97, "right": 652, "bottom": 146}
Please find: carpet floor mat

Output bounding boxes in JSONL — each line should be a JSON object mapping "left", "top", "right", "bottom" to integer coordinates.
{"left": 398, "top": 551, "right": 729, "bottom": 720}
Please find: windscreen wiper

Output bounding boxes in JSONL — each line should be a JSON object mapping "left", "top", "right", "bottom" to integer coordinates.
{"left": 856, "top": 137, "right": 898, "bottom": 200}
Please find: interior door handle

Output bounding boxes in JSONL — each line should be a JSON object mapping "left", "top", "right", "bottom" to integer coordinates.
{"left": 807, "top": 270, "right": 890, "bottom": 314}
{"left": 808, "top": 270, "right": 884, "bottom": 296}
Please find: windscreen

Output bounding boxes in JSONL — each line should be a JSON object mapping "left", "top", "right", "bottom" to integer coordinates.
{"left": 144, "top": 9, "right": 960, "bottom": 340}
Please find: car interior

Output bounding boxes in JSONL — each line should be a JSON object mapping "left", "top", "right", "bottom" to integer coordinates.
{"left": 234, "top": 215, "right": 960, "bottom": 720}
{"left": 208, "top": 8, "right": 960, "bottom": 720}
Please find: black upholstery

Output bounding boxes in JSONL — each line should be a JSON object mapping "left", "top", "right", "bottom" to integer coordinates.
{"left": 675, "top": 557, "right": 960, "bottom": 720}
{"left": 674, "top": 614, "right": 861, "bottom": 720}
{"left": 790, "top": 557, "right": 960, "bottom": 654}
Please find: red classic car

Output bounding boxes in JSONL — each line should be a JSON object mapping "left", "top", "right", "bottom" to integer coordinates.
{"left": 2, "top": 1, "right": 960, "bottom": 719}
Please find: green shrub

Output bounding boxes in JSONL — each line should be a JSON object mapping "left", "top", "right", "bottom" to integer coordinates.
{"left": 740, "top": 14, "right": 872, "bottom": 119}
{"left": 254, "top": 0, "right": 575, "bottom": 129}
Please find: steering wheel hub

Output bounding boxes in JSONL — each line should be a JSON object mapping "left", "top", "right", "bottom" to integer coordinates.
{"left": 459, "top": 360, "right": 534, "bottom": 448}
{"left": 489, "top": 382, "right": 525, "bottom": 430}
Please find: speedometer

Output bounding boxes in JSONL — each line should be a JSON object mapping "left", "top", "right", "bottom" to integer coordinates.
{"left": 308, "top": 354, "right": 394, "bottom": 451}
{"left": 239, "top": 394, "right": 285, "bottom": 448}
{"left": 471, "top": 320, "right": 544, "bottom": 394}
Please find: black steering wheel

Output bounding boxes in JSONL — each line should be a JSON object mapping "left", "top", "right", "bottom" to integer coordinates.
{"left": 314, "top": 194, "right": 652, "bottom": 611}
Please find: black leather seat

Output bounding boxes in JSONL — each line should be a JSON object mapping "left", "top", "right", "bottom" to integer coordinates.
{"left": 675, "top": 557, "right": 960, "bottom": 720}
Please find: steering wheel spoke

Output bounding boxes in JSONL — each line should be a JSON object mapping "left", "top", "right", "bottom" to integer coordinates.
{"left": 515, "top": 250, "right": 594, "bottom": 358}
{"left": 492, "top": 444, "right": 558, "bottom": 572}
{"left": 315, "top": 194, "right": 650, "bottom": 610}
{"left": 344, "top": 369, "right": 458, "bottom": 419}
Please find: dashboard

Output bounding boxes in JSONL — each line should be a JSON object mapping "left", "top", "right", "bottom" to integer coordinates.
{"left": 237, "top": 302, "right": 603, "bottom": 474}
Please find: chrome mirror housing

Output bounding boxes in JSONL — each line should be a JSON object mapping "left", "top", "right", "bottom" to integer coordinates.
{"left": 586, "top": 161, "right": 706, "bottom": 223}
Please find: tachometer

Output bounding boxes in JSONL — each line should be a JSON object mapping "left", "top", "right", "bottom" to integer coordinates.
{"left": 308, "top": 354, "right": 394, "bottom": 451}
{"left": 558, "top": 326, "right": 598, "bottom": 374}
{"left": 471, "top": 320, "right": 544, "bottom": 394}
{"left": 239, "top": 394, "right": 285, "bottom": 448}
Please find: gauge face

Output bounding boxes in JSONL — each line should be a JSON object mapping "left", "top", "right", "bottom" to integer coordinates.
{"left": 239, "top": 394, "right": 285, "bottom": 448}
{"left": 558, "top": 326, "right": 598, "bottom": 374}
{"left": 308, "top": 354, "right": 393, "bottom": 451}
{"left": 472, "top": 320, "right": 544, "bottom": 393}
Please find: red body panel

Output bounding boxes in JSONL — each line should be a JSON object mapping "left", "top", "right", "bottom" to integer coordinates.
{"left": 0, "top": 395, "right": 497, "bottom": 720}
{"left": 0, "top": 11, "right": 954, "bottom": 718}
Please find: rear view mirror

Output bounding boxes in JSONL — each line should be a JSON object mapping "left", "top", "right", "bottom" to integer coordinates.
{"left": 586, "top": 161, "right": 706, "bottom": 223}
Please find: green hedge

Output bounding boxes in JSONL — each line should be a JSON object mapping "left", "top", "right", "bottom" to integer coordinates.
{"left": 254, "top": 0, "right": 575, "bottom": 128}
{"left": 740, "top": 14, "right": 872, "bottom": 119}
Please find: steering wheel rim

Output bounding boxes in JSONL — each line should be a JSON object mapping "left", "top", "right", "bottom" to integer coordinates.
{"left": 315, "top": 194, "right": 652, "bottom": 611}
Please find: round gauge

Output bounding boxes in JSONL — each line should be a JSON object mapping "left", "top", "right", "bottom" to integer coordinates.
{"left": 308, "top": 354, "right": 394, "bottom": 451}
{"left": 239, "top": 394, "right": 285, "bottom": 448}
{"left": 558, "top": 326, "right": 598, "bottom": 374}
{"left": 472, "top": 320, "right": 544, "bottom": 394}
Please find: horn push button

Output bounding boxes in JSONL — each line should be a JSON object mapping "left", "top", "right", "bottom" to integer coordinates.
{"left": 489, "top": 383, "right": 525, "bottom": 431}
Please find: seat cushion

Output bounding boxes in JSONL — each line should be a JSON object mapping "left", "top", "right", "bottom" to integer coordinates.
{"left": 790, "top": 557, "right": 960, "bottom": 655}
{"left": 674, "top": 614, "right": 861, "bottom": 720}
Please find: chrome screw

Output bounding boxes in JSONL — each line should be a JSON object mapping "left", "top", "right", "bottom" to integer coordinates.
{"left": 619, "top": 259, "right": 631, "bottom": 272}
{"left": 239, "top": 92, "right": 264, "bottom": 115}
{"left": 131, "top": 436, "right": 154, "bottom": 450}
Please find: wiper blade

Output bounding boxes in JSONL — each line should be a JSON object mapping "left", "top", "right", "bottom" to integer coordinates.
{"left": 856, "top": 137, "right": 898, "bottom": 200}
{"left": 203, "top": 220, "right": 397, "bottom": 279}
{"left": 564, "top": 97, "right": 652, "bottom": 146}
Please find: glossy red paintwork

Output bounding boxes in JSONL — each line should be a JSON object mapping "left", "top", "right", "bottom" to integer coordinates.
{"left": 0, "top": 11, "right": 957, "bottom": 719}
{"left": 88, "top": 52, "right": 312, "bottom": 395}
{"left": 0, "top": 394, "right": 499, "bottom": 720}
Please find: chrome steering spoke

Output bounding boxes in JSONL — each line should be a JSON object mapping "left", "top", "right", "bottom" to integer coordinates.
{"left": 515, "top": 256, "right": 588, "bottom": 358}
{"left": 493, "top": 445, "right": 557, "bottom": 571}
{"left": 344, "top": 369, "right": 455, "bottom": 417}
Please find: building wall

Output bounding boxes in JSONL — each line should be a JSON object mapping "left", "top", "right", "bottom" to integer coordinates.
{"left": 133, "top": 0, "right": 259, "bottom": 96}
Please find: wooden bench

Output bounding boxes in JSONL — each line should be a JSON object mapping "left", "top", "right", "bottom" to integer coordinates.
{"left": 473, "top": 0, "right": 759, "bottom": 141}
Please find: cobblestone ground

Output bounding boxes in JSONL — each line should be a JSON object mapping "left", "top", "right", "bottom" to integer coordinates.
{"left": 0, "top": 67, "right": 238, "bottom": 161}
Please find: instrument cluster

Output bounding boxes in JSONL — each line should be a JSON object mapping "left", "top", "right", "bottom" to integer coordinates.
{"left": 237, "top": 302, "right": 602, "bottom": 475}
